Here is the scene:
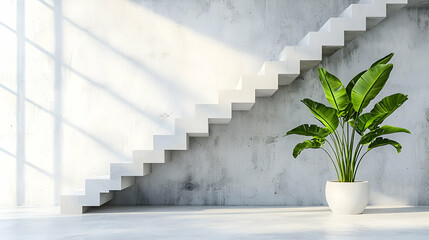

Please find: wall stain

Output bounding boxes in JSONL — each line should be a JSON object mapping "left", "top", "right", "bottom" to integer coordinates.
{"left": 425, "top": 108, "right": 429, "bottom": 121}
{"left": 265, "top": 136, "right": 278, "bottom": 144}
{"left": 417, "top": 9, "right": 429, "bottom": 30}
{"left": 182, "top": 176, "right": 200, "bottom": 191}
{"left": 214, "top": 136, "right": 219, "bottom": 147}
{"left": 159, "top": 112, "right": 172, "bottom": 118}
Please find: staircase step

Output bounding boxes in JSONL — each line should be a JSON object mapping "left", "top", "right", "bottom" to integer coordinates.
{"left": 279, "top": 45, "right": 322, "bottom": 62}
{"left": 98, "top": 192, "right": 114, "bottom": 206}
{"left": 60, "top": 190, "right": 87, "bottom": 214}
{"left": 258, "top": 61, "right": 299, "bottom": 86}
{"left": 219, "top": 89, "right": 256, "bottom": 111}
{"left": 321, "top": 17, "right": 366, "bottom": 33}
{"left": 175, "top": 118, "right": 209, "bottom": 137}
{"left": 195, "top": 102, "right": 232, "bottom": 124}
{"left": 132, "top": 150, "right": 169, "bottom": 164}
{"left": 83, "top": 191, "right": 114, "bottom": 207}
{"left": 258, "top": 61, "right": 287, "bottom": 75}
{"left": 84, "top": 175, "right": 134, "bottom": 194}
{"left": 85, "top": 175, "right": 115, "bottom": 193}
{"left": 153, "top": 132, "right": 189, "bottom": 151}
{"left": 385, "top": 0, "right": 408, "bottom": 16}
{"left": 240, "top": 75, "right": 279, "bottom": 97}
{"left": 110, "top": 162, "right": 151, "bottom": 177}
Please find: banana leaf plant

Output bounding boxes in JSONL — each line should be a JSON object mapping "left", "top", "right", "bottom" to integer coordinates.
{"left": 285, "top": 53, "right": 410, "bottom": 182}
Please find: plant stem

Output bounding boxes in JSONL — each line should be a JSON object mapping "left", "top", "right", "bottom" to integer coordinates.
{"left": 348, "top": 110, "right": 361, "bottom": 182}
{"left": 353, "top": 150, "right": 369, "bottom": 180}
{"left": 326, "top": 139, "right": 341, "bottom": 175}
{"left": 330, "top": 134, "right": 344, "bottom": 181}
{"left": 321, "top": 147, "right": 340, "bottom": 181}
{"left": 341, "top": 120, "right": 352, "bottom": 182}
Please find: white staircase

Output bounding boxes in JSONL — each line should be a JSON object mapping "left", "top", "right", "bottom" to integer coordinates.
{"left": 60, "top": 0, "right": 408, "bottom": 214}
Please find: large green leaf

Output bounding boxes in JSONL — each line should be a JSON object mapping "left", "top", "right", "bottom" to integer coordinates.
{"left": 343, "top": 103, "right": 357, "bottom": 122}
{"left": 347, "top": 118, "right": 359, "bottom": 134}
{"left": 286, "top": 124, "right": 330, "bottom": 139}
{"left": 348, "top": 113, "right": 374, "bottom": 135}
{"left": 365, "top": 93, "right": 408, "bottom": 130}
{"left": 351, "top": 63, "right": 393, "bottom": 113}
{"left": 360, "top": 125, "right": 410, "bottom": 145}
{"left": 370, "top": 53, "right": 394, "bottom": 68}
{"left": 346, "top": 70, "right": 366, "bottom": 98}
{"left": 368, "top": 137, "right": 402, "bottom": 153}
{"left": 301, "top": 99, "right": 339, "bottom": 133}
{"left": 292, "top": 138, "right": 325, "bottom": 158}
{"left": 344, "top": 71, "right": 364, "bottom": 121}
{"left": 348, "top": 93, "right": 408, "bottom": 135}
{"left": 318, "top": 68, "right": 349, "bottom": 113}
{"left": 346, "top": 54, "right": 393, "bottom": 99}
{"left": 356, "top": 113, "right": 377, "bottom": 131}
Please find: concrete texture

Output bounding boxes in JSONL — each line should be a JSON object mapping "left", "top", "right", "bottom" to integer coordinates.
{"left": 0, "top": 0, "right": 359, "bottom": 206}
{"left": 113, "top": 7, "right": 429, "bottom": 206}
{"left": 1, "top": 206, "right": 429, "bottom": 239}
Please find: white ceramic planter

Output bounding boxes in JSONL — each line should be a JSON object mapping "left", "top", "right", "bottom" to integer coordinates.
{"left": 325, "top": 181, "right": 369, "bottom": 214}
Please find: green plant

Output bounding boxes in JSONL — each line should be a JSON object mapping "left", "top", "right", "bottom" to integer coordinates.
{"left": 285, "top": 53, "right": 410, "bottom": 182}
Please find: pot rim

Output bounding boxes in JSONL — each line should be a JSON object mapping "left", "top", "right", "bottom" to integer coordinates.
{"left": 327, "top": 180, "right": 368, "bottom": 184}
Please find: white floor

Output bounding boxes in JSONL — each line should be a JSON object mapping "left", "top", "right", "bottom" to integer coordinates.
{"left": 1, "top": 206, "right": 429, "bottom": 240}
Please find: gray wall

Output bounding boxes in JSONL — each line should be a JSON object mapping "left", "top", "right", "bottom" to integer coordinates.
{"left": 0, "top": 0, "right": 360, "bottom": 206}
{"left": 113, "top": 8, "right": 429, "bottom": 206}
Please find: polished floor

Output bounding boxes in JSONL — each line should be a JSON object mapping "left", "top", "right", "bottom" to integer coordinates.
{"left": 1, "top": 206, "right": 429, "bottom": 239}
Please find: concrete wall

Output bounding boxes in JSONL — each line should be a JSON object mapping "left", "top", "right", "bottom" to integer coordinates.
{"left": 113, "top": 7, "right": 429, "bottom": 206}
{"left": 0, "top": 0, "right": 358, "bottom": 206}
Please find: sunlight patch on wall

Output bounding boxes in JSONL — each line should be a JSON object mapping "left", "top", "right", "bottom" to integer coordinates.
{"left": 0, "top": 0, "right": 18, "bottom": 206}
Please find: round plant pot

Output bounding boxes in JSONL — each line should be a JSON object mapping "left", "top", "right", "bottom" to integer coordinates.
{"left": 325, "top": 181, "right": 369, "bottom": 214}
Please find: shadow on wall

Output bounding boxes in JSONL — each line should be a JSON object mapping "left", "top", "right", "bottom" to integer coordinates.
{"left": 1, "top": 0, "right": 177, "bottom": 205}
{"left": 109, "top": 7, "right": 429, "bottom": 206}
{"left": 0, "top": 0, "right": 68, "bottom": 206}
{"left": 129, "top": 0, "right": 359, "bottom": 59}
{"left": 0, "top": 0, "right": 270, "bottom": 206}
{"left": 0, "top": 0, "right": 383, "bottom": 206}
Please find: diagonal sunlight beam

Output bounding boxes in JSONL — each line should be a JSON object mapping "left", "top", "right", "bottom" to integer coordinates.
{"left": 0, "top": 83, "right": 130, "bottom": 162}
{"left": 53, "top": 0, "right": 63, "bottom": 205}
{"left": 16, "top": 0, "right": 25, "bottom": 206}
{"left": 0, "top": 21, "right": 172, "bottom": 132}
{"left": 0, "top": 146, "right": 15, "bottom": 158}
{"left": 0, "top": 147, "right": 53, "bottom": 179}
{"left": 37, "top": 0, "right": 205, "bottom": 106}
{"left": 0, "top": 147, "right": 54, "bottom": 178}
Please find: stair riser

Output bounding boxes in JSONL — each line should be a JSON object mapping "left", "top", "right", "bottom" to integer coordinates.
{"left": 232, "top": 102, "right": 255, "bottom": 111}
{"left": 279, "top": 46, "right": 322, "bottom": 62}
{"left": 352, "top": 3, "right": 387, "bottom": 20}
{"left": 83, "top": 192, "right": 113, "bottom": 206}
{"left": 153, "top": 134, "right": 189, "bottom": 151}
{"left": 259, "top": 61, "right": 297, "bottom": 77}
{"left": 255, "top": 89, "right": 278, "bottom": 97}
{"left": 195, "top": 103, "right": 232, "bottom": 124}
{"left": 60, "top": 195, "right": 86, "bottom": 214}
{"left": 132, "top": 150, "right": 169, "bottom": 164}
{"left": 175, "top": 118, "right": 209, "bottom": 137}
{"left": 278, "top": 74, "right": 299, "bottom": 85}
{"left": 241, "top": 75, "right": 278, "bottom": 94}
{"left": 111, "top": 163, "right": 145, "bottom": 177}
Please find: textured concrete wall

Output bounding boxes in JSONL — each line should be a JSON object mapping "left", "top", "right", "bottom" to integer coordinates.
{"left": 113, "top": 8, "right": 429, "bottom": 206}
{"left": 0, "top": 0, "right": 358, "bottom": 206}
